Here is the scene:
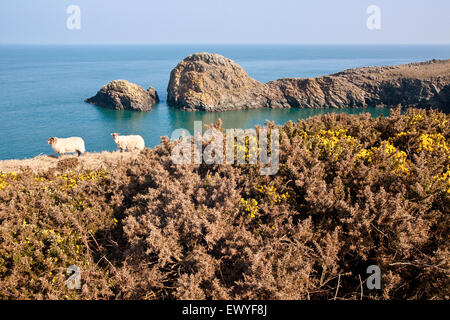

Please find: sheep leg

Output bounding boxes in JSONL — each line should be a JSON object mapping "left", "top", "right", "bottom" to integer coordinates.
{"left": 77, "top": 151, "right": 81, "bottom": 157}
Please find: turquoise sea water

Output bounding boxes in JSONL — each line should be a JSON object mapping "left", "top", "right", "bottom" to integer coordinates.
{"left": 1, "top": 45, "right": 449, "bottom": 160}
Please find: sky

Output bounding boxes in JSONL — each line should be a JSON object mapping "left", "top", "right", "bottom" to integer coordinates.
{"left": 0, "top": 0, "right": 449, "bottom": 44}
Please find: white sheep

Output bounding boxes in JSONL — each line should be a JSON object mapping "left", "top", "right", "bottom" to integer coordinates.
{"left": 47, "top": 137, "right": 86, "bottom": 157}
{"left": 111, "top": 133, "right": 145, "bottom": 152}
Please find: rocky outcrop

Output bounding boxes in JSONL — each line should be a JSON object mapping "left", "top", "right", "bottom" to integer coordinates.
{"left": 167, "top": 53, "right": 450, "bottom": 112}
{"left": 85, "top": 80, "right": 159, "bottom": 112}
{"left": 167, "top": 53, "right": 277, "bottom": 111}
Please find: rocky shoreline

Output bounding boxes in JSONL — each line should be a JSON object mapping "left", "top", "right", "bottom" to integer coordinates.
{"left": 167, "top": 53, "right": 450, "bottom": 112}
{"left": 84, "top": 54, "right": 450, "bottom": 113}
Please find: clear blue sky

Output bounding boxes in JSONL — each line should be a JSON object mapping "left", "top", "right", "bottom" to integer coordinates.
{"left": 0, "top": 0, "right": 449, "bottom": 44}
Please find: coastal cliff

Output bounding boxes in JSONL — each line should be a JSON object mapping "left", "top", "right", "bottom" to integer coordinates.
{"left": 167, "top": 53, "right": 450, "bottom": 112}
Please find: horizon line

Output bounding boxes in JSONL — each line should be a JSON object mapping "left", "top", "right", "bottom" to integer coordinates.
{"left": 1, "top": 43, "right": 450, "bottom": 46}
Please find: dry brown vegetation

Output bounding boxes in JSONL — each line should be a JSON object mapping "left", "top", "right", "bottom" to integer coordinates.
{"left": 0, "top": 151, "right": 139, "bottom": 174}
{"left": 335, "top": 59, "right": 450, "bottom": 80}
{"left": 0, "top": 107, "right": 449, "bottom": 300}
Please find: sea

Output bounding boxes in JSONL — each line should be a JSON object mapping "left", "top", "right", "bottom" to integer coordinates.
{"left": 1, "top": 44, "right": 449, "bottom": 160}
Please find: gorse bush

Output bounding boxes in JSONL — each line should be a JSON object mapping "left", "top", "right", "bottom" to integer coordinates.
{"left": 0, "top": 107, "right": 448, "bottom": 300}
{"left": 0, "top": 168, "right": 115, "bottom": 299}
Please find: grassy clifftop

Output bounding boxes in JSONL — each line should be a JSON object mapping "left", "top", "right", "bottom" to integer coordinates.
{"left": 0, "top": 107, "right": 449, "bottom": 300}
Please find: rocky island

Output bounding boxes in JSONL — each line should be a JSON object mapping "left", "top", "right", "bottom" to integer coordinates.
{"left": 85, "top": 79, "right": 159, "bottom": 112}
{"left": 167, "top": 53, "right": 450, "bottom": 112}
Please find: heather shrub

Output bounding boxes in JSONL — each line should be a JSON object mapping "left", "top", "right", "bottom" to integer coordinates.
{"left": 0, "top": 107, "right": 448, "bottom": 300}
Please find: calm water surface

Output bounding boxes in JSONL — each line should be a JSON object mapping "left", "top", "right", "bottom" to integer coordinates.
{"left": 1, "top": 45, "right": 449, "bottom": 159}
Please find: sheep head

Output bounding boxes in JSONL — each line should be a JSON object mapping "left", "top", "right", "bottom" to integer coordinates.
{"left": 47, "top": 137, "right": 57, "bottom": 145}
{"left": 111, "top": 133, "right": 119, "bottom": 141}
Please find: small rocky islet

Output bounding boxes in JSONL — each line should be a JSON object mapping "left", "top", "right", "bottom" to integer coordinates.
{"left": 86, "top": 53, "right": 450, "bottom": 113}
{"left": 85, "top": 79, "right": 159, "bottom": 112}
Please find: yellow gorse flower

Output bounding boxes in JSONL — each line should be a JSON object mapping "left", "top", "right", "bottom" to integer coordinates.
{"left": 434, "top": 168, "right": 450, "bottom": 195}
{"left": 407, "top": 113, "right": 424, "bottom": 126}
{"left": 355, "top": 148, "right": 373, "bottom": 163}
{"left": 234, "top": 135, "right": 261, "bottom": 162}
{"left": 258, "top": 184, "right": 290, "bottom": 203}
{"left": 304, "top": 127, "right": 359, "bottom": 160}
{"left": 354, "top": 141, "right": 411, "bottom": 176}
{"left": 417, "top": 133, "right": 449, "bottom": 155}
{"left": 0, "top": 172, "right": 18, "bottom": 190}
{"left": 240, "top": 198, "right": 258, "bottom": 219}
{"left": 46, "top": 170, "right": 109, "bottom": 190}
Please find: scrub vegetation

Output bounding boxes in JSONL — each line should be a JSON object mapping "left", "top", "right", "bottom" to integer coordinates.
{"left": 0, "top": 107, "right": 448, "bottom": 300}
